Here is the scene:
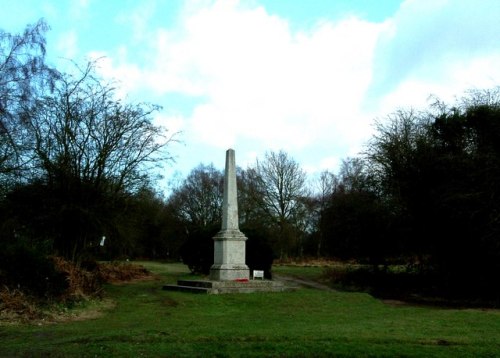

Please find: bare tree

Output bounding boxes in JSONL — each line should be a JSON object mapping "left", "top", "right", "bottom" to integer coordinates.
{"left": 0, "top": 19, "right": 58, "bottom": 185}
{"left": 252, "top": 150, "right": 307, "bottom": 258}
{"left": 168, "top": 164, "right": 223, "bottom": 230}
{"left": 19, "top": 60, "right": 176, "bottom": 260}
{"left": 28, "top": 60, "right": 175, "bottom": 193}
{"left": 338, "top": 157, "right": 372, "bottom": 192}
{"left": 237, "top": 166, "right": 268, "bottom": 228}
{"left": 367, "top": 109, "right": 431, "bottom": 199}
{"left": 310, "top": 170, "right": 338, "bottom": 256}
{"left": 166, "top": 164, "right": 223, "bottom": 273}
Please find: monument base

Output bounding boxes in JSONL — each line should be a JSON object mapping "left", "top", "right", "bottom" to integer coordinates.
{"left": 163, "top": 279, "right": 297, "bottom": 294}
{"left": 210, "top": 264, "right": 250, "bottom": 281}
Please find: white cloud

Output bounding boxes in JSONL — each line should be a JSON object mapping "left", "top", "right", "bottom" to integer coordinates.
{"left": 140, "top": 1, "right": 384, "bottom": 157}
{"left": 369, "top": 0, "right": 500, "bottom": 111}
{"left": 376, "top": 53, "right": 500, "bottom": 117}
{"left": 56, "top": 31, "right": 78, "bottom": 60}
{"left": 116, "top": 0, "right": 158, "bottom": 42}
{"left": 86, "top": 0, "right": 500, "bottom": 177}
{"left": 154, "top": 113, "right": 185, "bottom": 135}
{"left": 40, "top": 2, "right": 58, "bottom": 19}
{"left": 71, "top": 0, "right": 91, "bottom": 16}
{"left": 319, "top": 156, "right": 341, "bottom": 171}
{"left": 88, "top": 51, "right": 143, "bottom": 99}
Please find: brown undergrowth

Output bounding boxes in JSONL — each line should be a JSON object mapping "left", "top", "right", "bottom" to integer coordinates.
{"left": 97, "top": 261, "right": 152, "bottom": 284}
{"left": 0, "top": 287, "right": 39, "bottom": 321}
{"left": 0, "top": 259, "right": 151, "bottom": 324}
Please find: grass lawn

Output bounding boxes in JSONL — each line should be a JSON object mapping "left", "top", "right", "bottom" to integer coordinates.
{"left": 0, "top": 262, "right": 499, "bottom": 357}
{"left": 273, "top": 264, "right": 327, "bottom": 281}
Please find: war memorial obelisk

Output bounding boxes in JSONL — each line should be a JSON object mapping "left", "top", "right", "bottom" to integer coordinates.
{"left": 163, "top": 149, "right": 294, "bottom": 293}
{"left": 209, "top": 149, "right": 250, "bottom": 281}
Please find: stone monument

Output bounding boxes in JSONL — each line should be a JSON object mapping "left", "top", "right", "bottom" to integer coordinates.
{"left": 162, "top": 149, "right": 295, "bottom": 293}
{"left": 209, "top": 149, "right": 250, "bottom": 281}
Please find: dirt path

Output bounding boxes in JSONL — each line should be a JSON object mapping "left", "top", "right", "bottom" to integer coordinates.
{"left": 274, "top": 274, "right": 336, "bottom": 292}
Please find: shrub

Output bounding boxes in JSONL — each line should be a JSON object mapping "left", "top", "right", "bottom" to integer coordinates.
{"left": 0, "top": 243, "right": 68, "bottom": 298}
{"left": 245, "top": 229, "right": 274, "bottom": 279}
{"left": 180, "top": 226, "right": 217, "bottom": 274}
{"left": 0, "top": 286, "right": 39, "bottom": 320}
{"left": 97, "top": 261, "right": 150, "bottom": 283}
{"left": 50, "top": 257, "right": 102, "bottom": 300}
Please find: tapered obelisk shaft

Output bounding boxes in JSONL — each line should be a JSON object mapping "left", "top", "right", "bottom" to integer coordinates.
{"left": 209, "top": 149, "right": 250, "bottom": 281}
{"left": 222, "top": 149, "right": 239, "bottom": 231}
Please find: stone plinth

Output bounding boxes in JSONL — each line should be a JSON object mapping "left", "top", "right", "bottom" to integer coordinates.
{"left": 163, "top": 279, "right": 297, "bottom": 294}
{"left": 210, "top": 229, "right": 249, "bottom": 281}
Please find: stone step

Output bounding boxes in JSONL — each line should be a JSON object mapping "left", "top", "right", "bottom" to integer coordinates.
{"left": 163, "top": 279, "right": 298, "bottom": 294}
{"left": 210, "top": 286, "right": 296, "bottom": 294}
{"left": 162, "top": 284, "right": 209, "bottom": 294}
{"left": 177, "top": 280, "right": 213, "bottom": 288}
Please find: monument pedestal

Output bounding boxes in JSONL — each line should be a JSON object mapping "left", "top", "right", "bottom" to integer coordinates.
{"left": 163, "top": 279, "right": 296, "bottom": 294}
{"left": 209, "top": 265, "right": 250, "bottom": 281}
{"left": 210, "top": 229, "right": 249, "bottom": 281}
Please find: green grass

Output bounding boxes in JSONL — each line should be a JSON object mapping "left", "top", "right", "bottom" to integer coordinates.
{"left": 272, "top": 264, "right": 326, "bottom": 281}
{"left": 1, "top": 262, "right": 499, "bottom": 357}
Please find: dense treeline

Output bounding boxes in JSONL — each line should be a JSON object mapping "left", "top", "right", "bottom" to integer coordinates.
{"left": 0, "top": 20, "right": 175, "bottom": 296}
{"left": 367, "top": 93, "right": 500, "bottom": 300}
{"left": 1, "top": 21, "right": 499, "bottom": 303}
{"left": 320, "top": 91, "right": 500, "bottom": 302}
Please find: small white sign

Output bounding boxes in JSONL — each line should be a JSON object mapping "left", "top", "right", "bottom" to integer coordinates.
{"left": 253, "top": 270, "right": 264, "bottom": 280}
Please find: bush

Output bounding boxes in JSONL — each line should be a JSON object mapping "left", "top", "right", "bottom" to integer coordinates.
{"left": 325, "top": 263, "right": 500, "bottom": 307}
{"left": 0, "top": 286, "right": 40, "bottom": 321}
{"left": 0, "top": 243, "right": 68, "bottom": 298}
{"left": 245, "top": 229, "right": 274, "bottom": 279}
{"left": 50, "top": 257, "right": 102, "bottom": 301}
{"left": 180, "top": 226, "right": 217, "bottom": 274}
{"left": 97, "top": 261, "right": 150, "bottom": 283}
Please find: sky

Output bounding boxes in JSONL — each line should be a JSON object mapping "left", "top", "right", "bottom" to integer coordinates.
{"left": 2, "top": 0, "right": 500, "bottom": 192}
